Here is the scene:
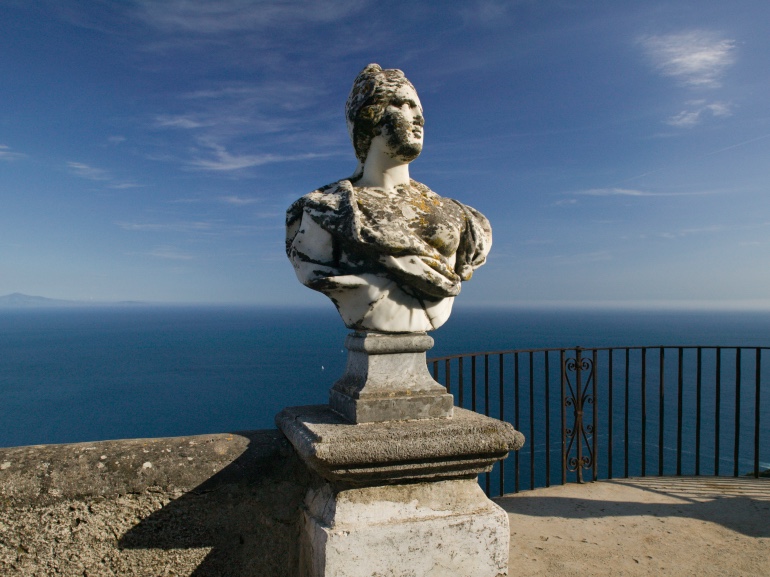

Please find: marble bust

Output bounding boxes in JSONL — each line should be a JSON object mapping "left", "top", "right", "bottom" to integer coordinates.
{"left": 286, "top": 64, "right": 492, "bottom": 333}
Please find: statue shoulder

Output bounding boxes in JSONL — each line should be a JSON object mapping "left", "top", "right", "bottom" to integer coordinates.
{"left": 286, "top": 180, "right": 354, "bottom": 223}
{"left": 409, "top": 179, "right": 436, "bottom": 197}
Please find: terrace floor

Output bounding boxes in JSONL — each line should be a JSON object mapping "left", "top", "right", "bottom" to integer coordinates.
{"left": 497, "top": 476, "right": 770, "bottom": 576}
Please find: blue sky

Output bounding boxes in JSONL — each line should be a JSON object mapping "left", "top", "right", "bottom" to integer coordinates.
{"left": 2, "top": 1, "right": 769, "bottom": 309}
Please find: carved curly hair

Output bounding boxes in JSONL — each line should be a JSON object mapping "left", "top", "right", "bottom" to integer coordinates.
{"left": 345, "top": 64, "right": 417, "bottom": 174}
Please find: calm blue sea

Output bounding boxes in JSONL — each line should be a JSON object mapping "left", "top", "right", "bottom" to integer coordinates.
{"left": 1, "top": 306, "right": 769, "bottom": 451}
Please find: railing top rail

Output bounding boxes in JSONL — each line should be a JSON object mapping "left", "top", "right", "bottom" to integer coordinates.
{"left": 428, "top": 344, "right": 770, "bottom": 363}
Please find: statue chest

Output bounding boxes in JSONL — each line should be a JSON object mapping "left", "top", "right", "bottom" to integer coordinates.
{"left": 355, "top": 187, "right": 463, "bottom": 257}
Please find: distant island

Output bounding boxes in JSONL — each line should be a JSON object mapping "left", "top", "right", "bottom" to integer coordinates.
{"left": 0, "top": 293, "right": 147, "bottom": 308}
{"left": 0, "top": 293, "right": 79, "bottom": 308}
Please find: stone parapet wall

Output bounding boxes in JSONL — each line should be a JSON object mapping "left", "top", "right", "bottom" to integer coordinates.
{"left": 0, "top": 430, "right": 307, "bottom": 576}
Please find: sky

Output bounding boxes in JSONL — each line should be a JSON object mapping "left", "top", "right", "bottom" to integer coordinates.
{"left": 1, "top": 1, "right": 769, "bottom": 309}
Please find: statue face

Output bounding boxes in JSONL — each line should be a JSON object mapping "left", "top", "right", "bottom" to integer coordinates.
{"left": 378, "top": 84, "right": 424, "bottom": 162}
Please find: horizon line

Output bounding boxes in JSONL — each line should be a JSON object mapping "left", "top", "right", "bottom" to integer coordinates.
{"left": 3, "top": 293, "right": 770, "bottom": 313}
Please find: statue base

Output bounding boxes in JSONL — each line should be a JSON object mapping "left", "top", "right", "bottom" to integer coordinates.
{"left": 329, "top": 331, "right": 454, "bottom": 423}
{"left": 300, "top": 478, "right": 509, "bottom": 577}
{"left": 276, "top": 405, "right": 524, "bottom": 577}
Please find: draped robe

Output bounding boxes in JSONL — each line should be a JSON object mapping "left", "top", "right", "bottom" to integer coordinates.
{"left": 286, "top": 179, "right": 492, "bottom": 332}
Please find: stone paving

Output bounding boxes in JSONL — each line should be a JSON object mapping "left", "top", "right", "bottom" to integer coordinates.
{"left": 499, "top": 476, "right": 770, "bottom": 576}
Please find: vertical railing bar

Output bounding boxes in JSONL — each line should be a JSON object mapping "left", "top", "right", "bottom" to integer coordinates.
{"left": 445, "top": 359, "right": 451, "bottom": 394}
{"left": 715, "top": 347, "right": 721, "bottom": 476}
{"left": 608, "top": 348, "right": 614, "bottom": 480}
{"left": 624, "top": 348, "right": 630, "bottom": 479}
{"left": 514, "top": 352, "right": 520, "bottom": 493}
{"left": 677, "top": 347, "right": 684, "bottom": 476}
{"left": 458, "top": 357, "right": 464, "bottom": 408}
{"left": 471, "top": 355, "right": 477, "bottom": 413}
{"left": 733, "top": 348, "right": 741, "bottom": 478}
{"left": 695, "top": 347, "right": 702, "bottom": 476}
{"left": 561, "top": 349, "right": 567, "bottom": 486}
{"left": 545, "top": 351, "right": 551, "bottom": 487}
{"left": 659, "top": 347, "right": 665, "bottom": 476}
{"left": 754, "top": 349, "right": 761, "bottom": 479}
{"left": 499, "top": 353, "right": 505, "bottom": 496}
{"left": 576, "top": 348, "right": 584, "bottom": 484}
{"left": 484, "top": 355, "right": 490, "bottom": 417}
{"left": 484, "top": 354, "right": 490, "bottom": 495}
{"left": 432, "top": 360, "right": 438, "bottom": 380}
{"left": 529, "top": 351, "right": 535, "bottom": 490}
{"left": 592, "top": 348, "right": 598, "bottom": 482}
{"left": 641, "top": 347, "right": 647, "bottom": 477}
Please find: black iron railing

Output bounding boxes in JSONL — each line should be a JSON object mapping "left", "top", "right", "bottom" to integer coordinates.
{"left": 429, "top": 346, "right": 769, "bottom": 498}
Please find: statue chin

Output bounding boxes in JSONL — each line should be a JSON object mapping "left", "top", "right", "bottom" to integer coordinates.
{"left": 320, "top": 274, "right": 455, "bottom": 333}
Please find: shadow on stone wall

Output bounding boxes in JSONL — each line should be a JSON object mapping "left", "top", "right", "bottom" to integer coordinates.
{"left": 0, "top": 430, "right": 308, "bottom": 576}
{"left": 118, "top": 431, "right": 308, "bottom": 576}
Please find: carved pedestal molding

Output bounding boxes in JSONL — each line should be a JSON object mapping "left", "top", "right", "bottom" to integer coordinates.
{"left": 276, "top": 405, "right": 524, "bottom": 577}
{"left": 329, "top": 331, "right": 454, "bottom": 424}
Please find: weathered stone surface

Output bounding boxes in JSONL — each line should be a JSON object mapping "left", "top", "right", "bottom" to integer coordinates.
{"left": 329, "top": 331, "right": 454, "bottom": 423}
{"left": 300, "top": 478, "right": 510, "bottom": 577}
{"left": 286, "top": 63, "right": 492, "bottom": 333}
{"left": 0, "top": 431, "right": 307, "bottom": 576}
{"left": 276, "top": 405, "right": 525, "bottom": 485}
{"left": 0, "top": 422, "right": 523, "bottom": 576}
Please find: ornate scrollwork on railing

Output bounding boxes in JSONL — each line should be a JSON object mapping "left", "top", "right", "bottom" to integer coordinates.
{"left": 563, "top": 349, "right": 595, "bottom": 483}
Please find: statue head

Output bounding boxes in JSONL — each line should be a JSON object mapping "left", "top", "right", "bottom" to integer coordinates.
{"left": 345, "top": 64, "right": 424, "bottom": 174}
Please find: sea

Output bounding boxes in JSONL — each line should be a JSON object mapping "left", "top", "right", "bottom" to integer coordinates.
{"left": 1, "top": 305, "right": 769, "bottom": 461}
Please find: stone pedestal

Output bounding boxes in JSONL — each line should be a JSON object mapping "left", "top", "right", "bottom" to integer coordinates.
{"left": 329, "top": 332, "right": 454, "bottom": 423}
{"left": 276, "top": 405, "right": 524, "bottom": 577}
{"left": 300, "top": 479, "right": 509, "bottom": 577}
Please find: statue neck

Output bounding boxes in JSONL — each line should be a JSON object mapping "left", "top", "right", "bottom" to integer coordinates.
{"left": 355, "top": 138, "right": 411, "bottom": 191}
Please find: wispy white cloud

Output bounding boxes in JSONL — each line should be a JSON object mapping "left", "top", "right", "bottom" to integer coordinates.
{"left": 67, "top": 162, "right": 112, "bottom": 181}
{"left": 666, "top": 100, "right": 731, "bottom": 128}
{"left": 182, "top": 81, "right": 323, "bottom": 114}
{"left": 109, "top": 182, "right": 144, "bottom": 190}
{"left": 0, "top": 144, "right": 25, "bottom": 161}
{"left": 638, "top": 30, "right": 735, "bottom": 129}
{"left": 150, "top": 80, "right": 345, "bottom": 173}
{"left": 576, "top": 187, "right": 716, "bottom": 197}
{"left": 640, "top": 30, "right": 736, "bottom": 88}
{"left": 154, "top": 115, "right": 210, "bottom": 129}
{"left": 220, "top": 195, "right": 260, "bottom": 206}
{"left": 459, "top": 1, "right": 514, "bottom": 25}
{"left": 661, "top": 220, "right": 770, "bottom": 240}
{"left": 188, "top": 142, "right": 333, "bottom": 171}
{"left": 152, "top": 81, "right": 329, "bottom": 139}
{"left": 658, "top": 225, "right": 726, "bottom": 239}
{"left": 118, "top": 219, "right": 266, "bottom": 238}
{"left": 524, "top": 239, "right": 555, "bottom": 246}
{"left": 134, "top": 0, "right": 368, "bottom": 34}
{"left": 67, "top": 161, "right": 142, "bottom": 189}
{"left": 706, "top": 133, "right": 770, "bottom": 155}
{"left": 578, "top": 188, "right": 663, "bottom": 197}
{"left": 118, "top": 221, "right": 213, "bottom": 233}
{"left": 148, "top": 245, "right": 195, "bottom": 260}
{"left": 553, "top": 250, "right": 613, "bottom": 264}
